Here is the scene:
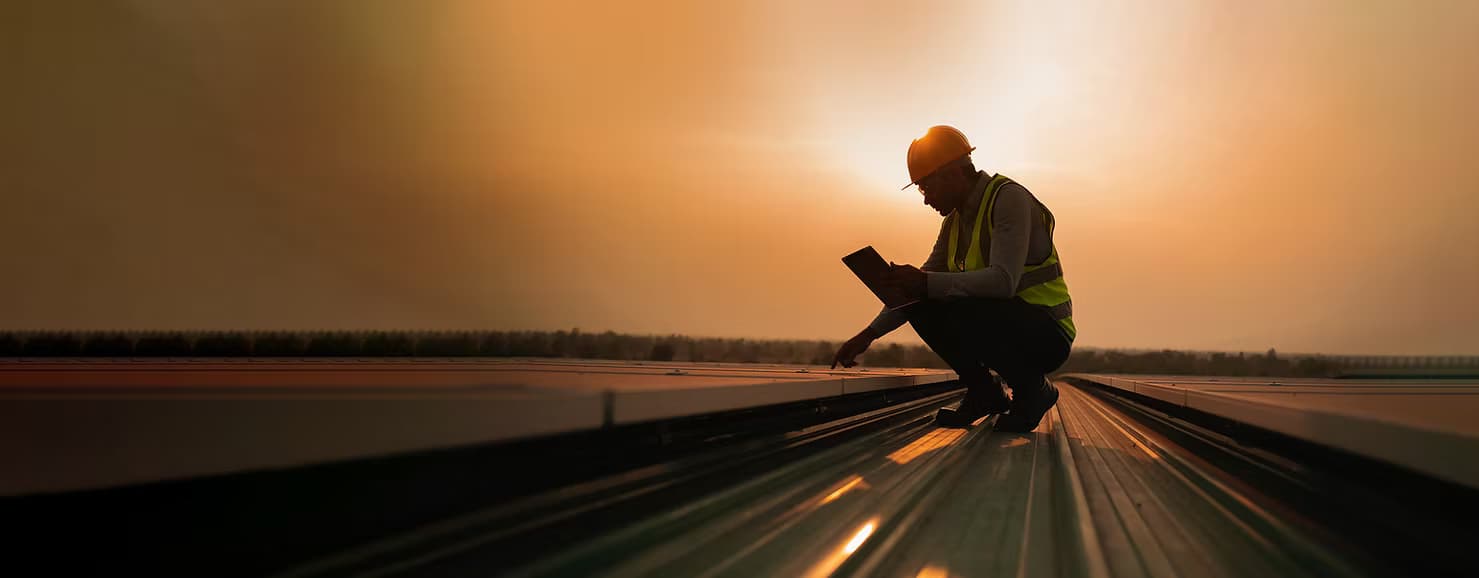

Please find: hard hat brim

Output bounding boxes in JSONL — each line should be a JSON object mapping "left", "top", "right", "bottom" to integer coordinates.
{"left": 901, "top": 147, "right": 975, "bottom": 190}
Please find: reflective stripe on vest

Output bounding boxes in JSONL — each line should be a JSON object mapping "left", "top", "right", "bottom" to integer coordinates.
{"left": 945, "top": 174, "right": 1076, "bottom": 340}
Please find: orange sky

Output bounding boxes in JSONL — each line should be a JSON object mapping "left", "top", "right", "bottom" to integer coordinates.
{"left": 5, "top": 1, "right": 1478, "bottom": 354}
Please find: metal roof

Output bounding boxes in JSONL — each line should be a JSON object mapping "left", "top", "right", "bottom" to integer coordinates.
{"left": 1065, "top": 374, "right": 1479, "bottom": 489}
{"left": 0, "top": 359, "right": 954, "bottom": 495}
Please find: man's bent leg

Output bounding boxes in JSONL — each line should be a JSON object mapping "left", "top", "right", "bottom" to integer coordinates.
{"left": 953, "top": 299, "right": 1069, "bottom": 432}
{"left": 899, "top": 297, "right": 1071, "bottom": 432}
{"left": 993, "top": 372, "right": 1058, "bottom": 433}
{"left": 902, "top": 301, "right": 1010, "bottom": 425}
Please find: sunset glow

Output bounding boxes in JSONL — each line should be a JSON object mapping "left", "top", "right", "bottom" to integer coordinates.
{"left": 7, "top": 1, "right": 1478, "bottom": 354}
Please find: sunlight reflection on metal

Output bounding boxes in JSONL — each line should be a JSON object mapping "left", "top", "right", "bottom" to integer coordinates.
{"left": 819, "top": 475, "right": 870, "bottom": 506}
{"left": 1079, "top": 391, "right": 1161, "bottom": 459}
{"left": 886, "top": 428, "right": 967, "bottom": 465}
{"left": 844, "top": 521, "right": 875, "bottom": 554}
{"left": 803, "top": 517, "right": 880, "bottom": 578}
{"left": 915, "top": 565, "right": 953, "bottom": 578}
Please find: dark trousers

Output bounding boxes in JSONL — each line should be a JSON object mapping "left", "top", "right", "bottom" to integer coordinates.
{"left": 903, "top": 297, "right": 1072, "bottom": 403}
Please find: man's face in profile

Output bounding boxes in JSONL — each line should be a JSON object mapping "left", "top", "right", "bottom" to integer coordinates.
{"left": 917, "top": 167, "right": 967, "bottom": 216}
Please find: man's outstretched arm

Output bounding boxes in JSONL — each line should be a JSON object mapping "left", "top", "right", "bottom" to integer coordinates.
{"left": 831, "top": 325, "right": 882, "bottom": 369}
{"left": 834, "top": 221, "right": 951, "bottom": 368}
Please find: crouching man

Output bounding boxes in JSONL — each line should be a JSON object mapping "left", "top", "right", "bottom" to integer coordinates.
{"left": 831, "top": 126, "right": 1075, "bottom": 432}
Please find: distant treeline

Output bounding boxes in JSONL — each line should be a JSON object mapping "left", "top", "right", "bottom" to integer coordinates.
{"left": 1, "top": 330, "right": 1475, "bottom": 378}
{"left": 0, "top": 330, "right": 866, "bottom": 365}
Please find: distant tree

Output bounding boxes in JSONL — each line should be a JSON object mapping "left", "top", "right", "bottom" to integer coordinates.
{"left": 649, "top": 340, "right": 676, "bottom": 361}
{"left": 595, "top": 331, "right": 624, "bottom": 359}
{"left": 135, "top": 333, "right": 193, "bottom": 356}
{"left": 254, "top": 332, "right": 308, "bottom": 356}
{"left": 82, "top": 333, "right": 134, "bottom": 356}
{"left": 475, "top": 331, "right": 507, "bottom": 355}
{"left": 362, "top": 332, "right": 414, "bottom": 356}
{"left": 576, "top": 329, "right": 603, "bottom": 358}
{"left": 23, "top": 333, "right": 82, "bottom": 356}
{"left": 724, "top": 339, "right": 761, "bottom": 363}
{"left": 771, "top": 341, "right": 796, "bottom": 363}
{"left": 507, "top": 331, "right": 554, "bottom": 357}
{"left": 416, "top": 332, "right": 480, "bottom": 356}
{"left": 1294, "top": 356, "right": 1334, "bottom": 377}
{"left": 810, "top": 341, "right": 834, "bottom": 366}
{"left": 0, "top": 334, "right": 22, "bottom": 356}
{"left": 303, "top": 332, "right": 362, "bottom": 356}
{"left": 902, "top": 345, "right": 948, "bottom": 369}
{"left": 865, "top": 343, "right": 903, "bottom": 367}
{"left": 194, "top": 333, "right": 252, "bottom": 356}
{"left": 22, "top": 328, "right": 1475, "bottom": 377}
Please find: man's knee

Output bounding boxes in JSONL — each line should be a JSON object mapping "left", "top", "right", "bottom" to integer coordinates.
{"left": 901, "top": 299, "right": 945, "bottom": 324}
{"left": 903, "top": 301, "right": 955, "bottom": 343}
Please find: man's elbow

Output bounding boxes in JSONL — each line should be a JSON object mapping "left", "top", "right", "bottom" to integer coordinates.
{"left": 989, "top": 268, "right": 1018, "bottom": 298}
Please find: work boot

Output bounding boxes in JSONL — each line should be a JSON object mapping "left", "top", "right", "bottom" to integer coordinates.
{"left": 995, "top": 378, "right": 1059, "bottom": 433}
{"left": 935, "top": 377, "right": 1011, "bottom": 428}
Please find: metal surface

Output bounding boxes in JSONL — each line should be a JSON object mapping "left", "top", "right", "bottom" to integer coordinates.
{"left": 12, "top": 364, "right": 1472, "bottom": 576}
{"left": 1065, "top": 374, "right": 1479, "bottom": 489}
{"left": 0, "top": 359, "right": 954, "bottom": 495}
{"left": 288, "top": 382, "right": 1368, "bottom": 577}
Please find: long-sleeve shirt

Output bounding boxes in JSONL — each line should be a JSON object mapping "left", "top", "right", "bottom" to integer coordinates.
{"left": 867, "top": 171, "right": 1056, "bottom": 336}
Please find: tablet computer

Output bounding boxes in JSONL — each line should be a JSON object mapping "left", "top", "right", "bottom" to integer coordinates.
{"left": 842, "top": 246, "right": 920, "bottom": 311}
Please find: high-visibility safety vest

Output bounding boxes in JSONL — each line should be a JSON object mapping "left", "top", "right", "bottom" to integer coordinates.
{"left": 945, "top": 174, "right": 1076, "bottom": 340}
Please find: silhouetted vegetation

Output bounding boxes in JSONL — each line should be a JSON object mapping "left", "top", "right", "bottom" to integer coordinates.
{"left": 415, "top": 332, "right": 480, "bottom": 356}
{"left": 252, "top": 332, "right": 307, "bottom": 356}
{"left": 304, "top": 332, "right": 362, "bottom": 356}
{"left": 1058, "top": 347, "right": 1336, "bottom": 377}
{"left": 361, "top": 332, "right": 414, "bottom": 356}
{"left": 20, "top": 333, "right": 81, "bottom": 356}
{"left": 0, "top": 330, "right": 1474, "bottom": 378}
{"left": 81, "top": 333, "right": 133, "bottom": 356}
{"left": 649, "top": 340, "right": 676, "bottom": 361}
{"left": 134, "top": 333, "right": 193, "bottom": 356}
{"left": 0, "top": 334, "right": 19, "bottom": 356}
{"left": 194, "top": 333, "right": 252, "bottom": 356}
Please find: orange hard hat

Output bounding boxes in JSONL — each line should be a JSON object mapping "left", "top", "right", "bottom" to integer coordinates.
{"left": 903, "top": 125, "right": 976, "bottom": 190}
